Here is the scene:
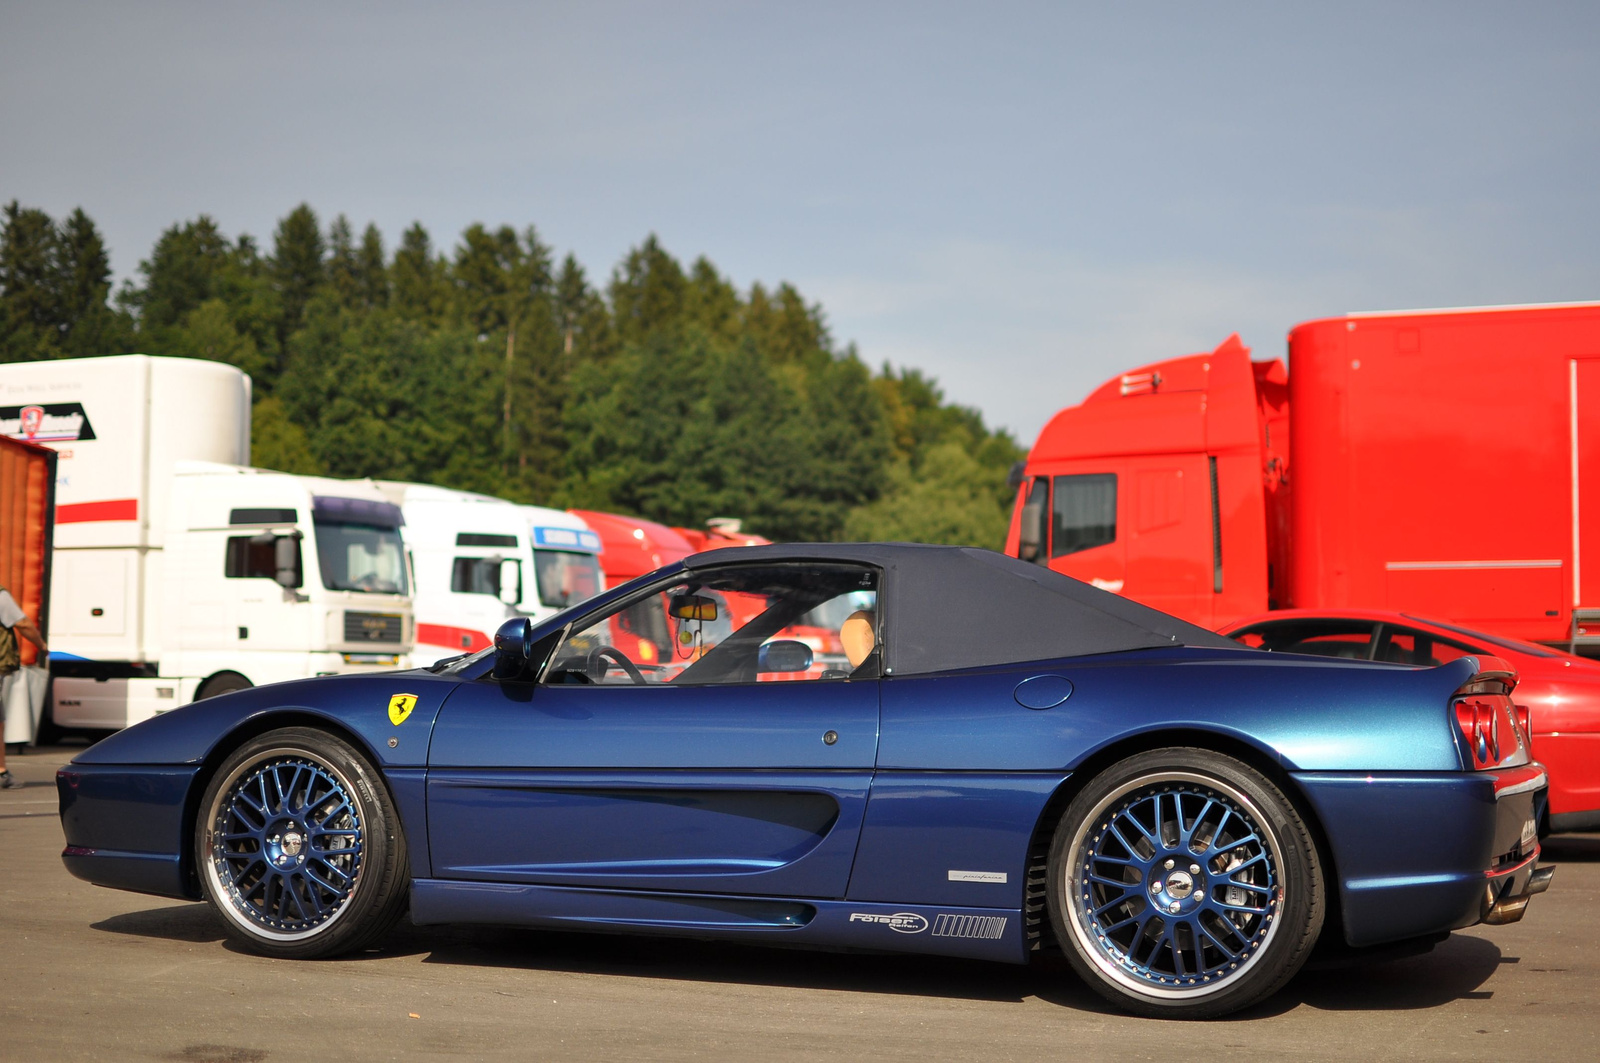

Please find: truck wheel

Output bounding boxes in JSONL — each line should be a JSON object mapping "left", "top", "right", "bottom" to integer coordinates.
{"left": 1047, "top": 747, "right": 1324, "bottom": 1019}
{"left": 195, "top": 727, "right": 410, "bottom": 959}
{"left": 196, "top": 672, "right": 252, "bottom": 700}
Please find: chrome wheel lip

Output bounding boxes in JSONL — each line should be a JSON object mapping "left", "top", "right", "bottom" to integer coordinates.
{"left": 202, "top": 746, "right": 366, "bottom": 944}
{"left": 1063, "top": 769, "right": 1286, "bottom": 1004}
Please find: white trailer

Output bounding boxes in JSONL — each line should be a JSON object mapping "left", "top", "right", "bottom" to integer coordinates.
{"left": 0, "top": 354, "right": 414, "bottom": 729}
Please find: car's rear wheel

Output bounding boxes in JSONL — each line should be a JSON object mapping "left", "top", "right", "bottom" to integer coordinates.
{"left": 195, "top": 727, "right": 409, "bottom": 958}
{"left": 1047, "top": 747, "right": 1324, "bottom": 1019}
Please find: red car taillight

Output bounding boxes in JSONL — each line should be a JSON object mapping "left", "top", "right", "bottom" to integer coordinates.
{"left": 1455, "top": 697, "right": 1503, "bottom": 768}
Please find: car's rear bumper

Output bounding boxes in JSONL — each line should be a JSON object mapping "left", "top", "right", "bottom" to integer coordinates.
{"left": 1292, "top": 766, "right": 1550, "bottom": 947}
{"left": 57, "top": 763, "right": 199, "bottom": 900}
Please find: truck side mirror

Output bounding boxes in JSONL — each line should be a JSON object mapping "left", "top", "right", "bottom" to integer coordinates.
{"left": 274, "top": 534, "right": 303, "bottom": 589}
{"left": 1018, "top": 500, "right": 1044, "bottom": 561}
{"left": 497, "top": 558, "right": 521, "bottom": 606}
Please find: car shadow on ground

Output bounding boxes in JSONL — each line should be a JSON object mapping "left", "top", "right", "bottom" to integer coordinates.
{"left": 92, "top": 901, "right": 1506, "bottom": 1018}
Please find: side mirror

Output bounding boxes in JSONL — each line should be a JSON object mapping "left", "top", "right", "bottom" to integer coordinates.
{"left": 273, "top": 533, "right": 303, "bottom": 589}
{"left": 757, "top": 639, "right": 813, "bottom": 674}
{"left": 1018, "top": 500, "right": 1044, "bottom": 562}
{"left": 497, "top": 558, "right": 521, "bottom": 606}
{"left": 492, "top": 617, "right": 534, "bottom": 679}
{"left": 669, "top": 594, "right": 718, "bottom": 621}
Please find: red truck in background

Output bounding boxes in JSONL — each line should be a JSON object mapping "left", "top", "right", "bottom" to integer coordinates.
{"left": 1005, "top": 301, "right": 1600, "bottom": 649}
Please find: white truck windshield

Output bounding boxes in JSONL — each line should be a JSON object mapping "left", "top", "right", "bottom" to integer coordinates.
{"left": 314, "top": 521, "right": 409, "bottom": 594}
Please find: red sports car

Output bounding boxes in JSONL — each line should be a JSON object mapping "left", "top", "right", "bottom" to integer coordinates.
{"left": 1222, "top": 609, "right": 1600, "bottom": 833}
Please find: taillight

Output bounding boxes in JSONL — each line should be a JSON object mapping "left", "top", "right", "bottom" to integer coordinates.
{"left": 1513, "top": 703, "right": 1532, "bottom": 736}
{"left": 1455, "top": 697, "right": 1502, "bottom": 768}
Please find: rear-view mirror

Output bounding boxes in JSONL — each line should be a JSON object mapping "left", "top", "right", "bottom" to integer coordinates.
{"left": 497, "top": 558, "right": 521, "bottom": 606}
{"left": 273, "top": 534, "right": 303, "bottom": 589}
{"left": 1018, "top": 500, "right": 1044, "bottom": 561}
{"left": 669, "top": 594, "right": 718, "bottom": 621}
{"left": 492, "top": 617, "right": 534, "bottom": 679}
{"left": 757, "top": 639, "right": 813, "bottom": 674}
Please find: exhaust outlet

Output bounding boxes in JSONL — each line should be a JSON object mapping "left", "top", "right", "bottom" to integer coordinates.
{"left": 1483, "top": 893, "right": 1531, "bottom": 925}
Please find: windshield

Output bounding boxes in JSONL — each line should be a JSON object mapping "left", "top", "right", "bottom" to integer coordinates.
{"left": 314, "top": 521, "right": 409, "bottom": 594}
{"left": 532, "top": 549, "right": 603, "bottom": 609}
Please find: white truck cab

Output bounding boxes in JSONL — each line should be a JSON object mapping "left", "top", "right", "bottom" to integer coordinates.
{"left": 520, "top": 505, "right": 604, "bottom": 620}
{"left": 0, "top": 354, "right": 414, "bottom": 729}
{"left": 376, "top": 482, "right": 533, "bottom": 666}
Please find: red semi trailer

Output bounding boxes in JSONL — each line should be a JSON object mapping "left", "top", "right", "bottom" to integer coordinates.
{"left": 1005, "top": 301, "right": 1600, "bottom": 649}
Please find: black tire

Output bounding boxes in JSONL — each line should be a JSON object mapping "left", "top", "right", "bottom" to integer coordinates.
{"left": 196, "top": 672, "right": 253, "bottom": 701}
{"left": 1046, "top": 747, "right": 1324, "bottom": 1019}
{"left": 195, "top": 727, "right": 410, "bottom": 959}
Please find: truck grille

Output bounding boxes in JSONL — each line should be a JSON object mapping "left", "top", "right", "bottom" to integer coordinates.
{"left": 344, "top": 612, "right": 403, "bottom": 643}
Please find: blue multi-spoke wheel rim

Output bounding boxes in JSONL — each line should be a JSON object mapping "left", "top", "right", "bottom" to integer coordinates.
{"left": 1065, "top": 772, "right": 1283, "bottom": 1000}
{"left": 204, "top": 751, "right": 365, "bottom": 940}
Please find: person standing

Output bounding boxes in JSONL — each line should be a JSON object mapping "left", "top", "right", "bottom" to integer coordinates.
{"left": 0, "top": 585, "right": 48, "bottom": 789}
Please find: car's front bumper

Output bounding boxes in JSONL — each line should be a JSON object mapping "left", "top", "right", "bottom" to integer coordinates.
{"left": 1292, "top": 765, "right": 1550, "bottom": 947}
{"left": 57, "top": 762, "right": 200, "bottom": 900}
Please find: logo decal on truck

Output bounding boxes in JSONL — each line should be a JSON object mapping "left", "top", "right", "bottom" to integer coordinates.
{"left": 0, "top": 403, "right": 96, "bottom": 442}
{"left": 387, "top": 693, "right": 419, "bottom": 726}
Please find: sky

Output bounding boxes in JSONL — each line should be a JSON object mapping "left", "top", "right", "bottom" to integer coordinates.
{"left": 2, "top": 1, "right": 1597, "bottom": 444}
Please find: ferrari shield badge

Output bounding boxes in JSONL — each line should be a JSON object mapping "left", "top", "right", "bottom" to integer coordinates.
{"left": 387, "top": 693, "right": 419, "bottom": 726}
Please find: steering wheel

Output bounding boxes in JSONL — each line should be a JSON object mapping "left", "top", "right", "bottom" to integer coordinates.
{"left": 586, "top": 646, "right": 648, "bottom": 685}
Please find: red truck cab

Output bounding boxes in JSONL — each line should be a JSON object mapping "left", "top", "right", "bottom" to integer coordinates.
{"left": 1008, "top": 302, "right": 1600, "bottom": 647}
{"left": 1005, "top": 335, "right": 1286, "bottom": 628}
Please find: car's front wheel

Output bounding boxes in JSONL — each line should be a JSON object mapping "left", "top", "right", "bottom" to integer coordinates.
{"left": 1047, "top": 747, "right": 1324, "bottom": 1018}
{"left": 195, "top": 727, "right": 409, "bottom": 958}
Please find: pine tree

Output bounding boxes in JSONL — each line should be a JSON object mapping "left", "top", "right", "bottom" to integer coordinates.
{"left": 392, "top": 222, "right": 446, "bottom": 322}
{"left": 355, "top": 224, "right": 388, "bottom": 309}
{"left": 269, "top": 203, "right": 326, "bottom": 346}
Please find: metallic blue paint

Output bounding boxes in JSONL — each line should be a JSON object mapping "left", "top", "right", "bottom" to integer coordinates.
{"left": 427, "top": 678, "right": 878, "bottom": 897}
{"left": 1294, "top": 770, "right": 1542, "bottom": 945}
{"left": 409, "top": 881, "right": 1025, "bottom": 964}
{"left": 879, "top": 650, "right": 1476, "bottom": 773}
{"left": 1014, "top": 674, "right": 1074, "bottom": 709}
{"left": 58, "top": 764, "right": 198, "bottom": 898}
{"left": 847, "top": 772, "right": 1064, "bottom": 908}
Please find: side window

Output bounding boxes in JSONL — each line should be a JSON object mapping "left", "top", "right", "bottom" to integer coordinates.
{"left": 452, "top": 557, "right": 512, "bottom": 596}
{"left": 225, "top": 534, "right": 301, "bottom": 586}
{"left": 225, "top": 536, "right": 277, "bottom": 579}
{"left": 1230, "top": 620, "right": 1377, "bottom": 659}
{"left": 1379, "top": 627, "right": 1479, "bottom": 666}
{"left": 1052, "top": 473, "right": 1117, "bottom": 557}
{"left": 543, "top": 563, "right": 881, "bottom": 686}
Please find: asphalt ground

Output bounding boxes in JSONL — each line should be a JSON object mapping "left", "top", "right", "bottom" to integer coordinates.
{"left": 3, "top": 744, "right": 1598, "bottom": 1063}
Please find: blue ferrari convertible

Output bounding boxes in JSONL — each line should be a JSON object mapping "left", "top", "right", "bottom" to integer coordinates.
{"left": 57, "top": 544, "right": 1551, "bottom": 1018}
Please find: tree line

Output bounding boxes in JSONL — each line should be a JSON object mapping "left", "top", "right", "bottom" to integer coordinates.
{"left": 0, "top": 199, "right": 1023, "bottom": 545}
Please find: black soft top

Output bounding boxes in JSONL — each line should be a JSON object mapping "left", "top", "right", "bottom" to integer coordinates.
{"left": 684, "top": 543, "right": 1236, "bottom": 676}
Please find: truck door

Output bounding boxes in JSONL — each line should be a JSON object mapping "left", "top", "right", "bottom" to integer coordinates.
{"left": 1121, "top": 456, "right": 1215, "bottom": 625}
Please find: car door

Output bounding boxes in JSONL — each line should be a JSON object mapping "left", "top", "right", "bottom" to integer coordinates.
{"left": 426, "top": 561, "right": 882, "bottom": 899}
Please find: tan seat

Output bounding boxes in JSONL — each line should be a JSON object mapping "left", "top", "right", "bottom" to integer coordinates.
{"left": 840, "top": 610, "right": 876, "bottom": 669}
